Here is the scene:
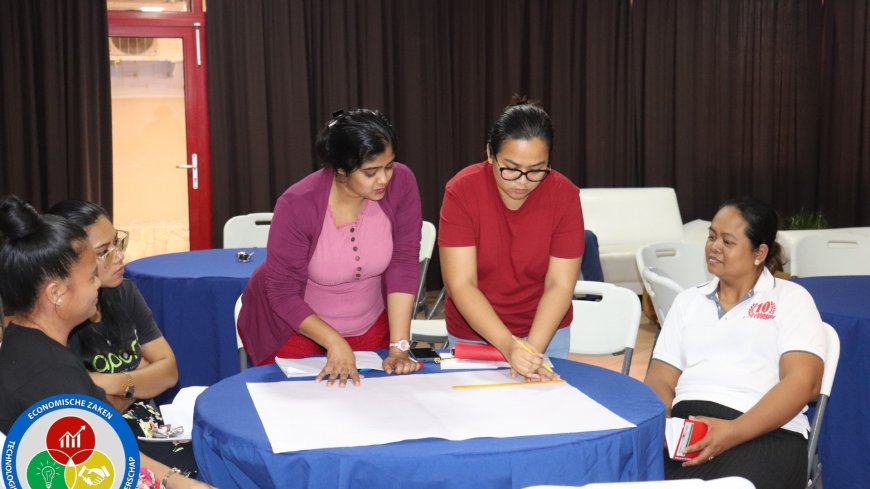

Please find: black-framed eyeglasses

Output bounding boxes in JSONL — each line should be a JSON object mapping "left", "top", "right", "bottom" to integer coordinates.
{"left": 96, "top": 229, "right": 129, "bottom": 268}
{"left": 496, "top": 164, "right": 551, "bottom": 182}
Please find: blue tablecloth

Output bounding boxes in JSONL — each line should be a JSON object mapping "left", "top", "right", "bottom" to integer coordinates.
{"left": 793, "top": 276, "right": 870, "bottom": 489}
{"left": 124, "top": 248, "right": 266, "bottom": 398}
{"left": 193, "top": 359, "right": 666, "bottom": 488}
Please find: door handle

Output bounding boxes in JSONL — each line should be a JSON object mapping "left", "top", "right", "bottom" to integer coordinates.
{"left": 175, "top": 153, "right": 199, "bottom": 190}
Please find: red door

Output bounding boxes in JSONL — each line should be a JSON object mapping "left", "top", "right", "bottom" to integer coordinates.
{"left": 108, "top": 6, "right": 212, "bottom": 257}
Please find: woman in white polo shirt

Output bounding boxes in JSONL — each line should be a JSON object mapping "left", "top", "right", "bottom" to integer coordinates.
{"left": 645, "top": 196, "right": 826, "bottom": 489}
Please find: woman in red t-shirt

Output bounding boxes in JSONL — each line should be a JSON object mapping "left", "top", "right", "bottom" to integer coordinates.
{"left": 439, "top": 96, "right": 585, "bottom": 380}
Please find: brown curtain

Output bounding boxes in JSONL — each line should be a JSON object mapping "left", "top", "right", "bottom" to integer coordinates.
{"left": 207, "top": 0, "right": 870, "bottom": 262}
{"left": 0, "top": 1, "right": 113, "bottom": 213}
{"left": 207, "top": 0, "right": 632, "bottom": 249}
{"left": 819, "top": 0, "right": 870, "bottom": 227}
{"left": 632, "top": 0, "right": 824, "bottom": 222}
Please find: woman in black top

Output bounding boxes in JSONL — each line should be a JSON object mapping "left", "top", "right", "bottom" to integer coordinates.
{"left": 0, "top": 195, "right": 212, "bottom": 489}
{"left": 48, "top": 200, "right": 196, "bottom": 476}
{"left": 48, "top": 200, "right": 178, "bottom": 412}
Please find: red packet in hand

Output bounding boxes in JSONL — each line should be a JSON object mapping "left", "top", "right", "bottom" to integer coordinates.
{"left": 452, "top": 343, "right": 507, "bottom": 362}
{"left": 665, "top": 417, "right": 709, "bottom": 461}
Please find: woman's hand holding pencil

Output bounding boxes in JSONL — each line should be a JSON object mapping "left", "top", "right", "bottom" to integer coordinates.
{"left": 507, "top": 335, "right": 560, "bottom": 382}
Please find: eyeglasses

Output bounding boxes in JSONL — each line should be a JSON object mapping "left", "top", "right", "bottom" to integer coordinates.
{"left": 496, "top": 165, "right": 551, "bottom": 182}
{"left": 96, "top": 229, "right": 129, "bottom": 268}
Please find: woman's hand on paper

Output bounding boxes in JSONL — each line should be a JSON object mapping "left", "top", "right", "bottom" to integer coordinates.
{"left": 507, "top": 342, "right": 545, "bottom": 381}
{"left": 383, "top": 350, "right": 421, "bottom": 375}
{"left": 532, "top": 366, "right": 560, "bottom": 381}
{"left": 317, "top": 340, "right": 363, "bottom": 387}
{"left": 681, "top": 416, "right": 741, "bottom": 467}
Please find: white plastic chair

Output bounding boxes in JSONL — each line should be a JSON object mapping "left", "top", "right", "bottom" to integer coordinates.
{"left": 790, "top": 234, "right": 870, "bottom": 277}
{"left": 641, "top": 267, "right": 685, "bottom": 324}
{"left": 636, "top": 242, "right": 709, "bottom": 324}
{"left": 570, "top": 281, "right": 642, "bottom": 375}
{"left": 414, "top": 221, "right": 437, "bottom": 318}
{"left": 807, "top": 322, "right": 841, "bottom": 489}
{"left": 410, "top": 318, "right": 448, "bottom": 348}
{"left": 636, "top": 242, "right": 710, "bottom": 293}
{"left": 223, "top": 212, "right": 273, "bottom": 248}
{"left": 233, "top": 294, "right": 247, "bottom": 371}
{"left": 411, "top": 286, "right": 448, "bottom": 347}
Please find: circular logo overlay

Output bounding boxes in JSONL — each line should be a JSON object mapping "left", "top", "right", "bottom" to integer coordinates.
{"left": 3, "top": 394, "right": 139, "bottom": 489}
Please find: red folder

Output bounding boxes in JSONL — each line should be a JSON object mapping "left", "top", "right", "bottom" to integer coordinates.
{"left": 665, "top": 417, "right": 709, "bottom": 461}
{"left": 452, "top": 343, "right": 507, "bottom": 362}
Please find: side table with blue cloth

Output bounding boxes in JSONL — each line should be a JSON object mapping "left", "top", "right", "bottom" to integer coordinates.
{"left": 792, "top": 276, "right": 870, "bottom": 489}
{"left": 193, "top": 358, "right": 665, "bottom": 488}
{"left": 124, "top": 249, "right": 266, "bottom": 400}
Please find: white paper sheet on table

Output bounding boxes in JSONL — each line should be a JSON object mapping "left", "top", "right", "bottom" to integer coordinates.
{"left": 436, "top": 352, "right": 552, "bottom": 370}
{"left": 274, "top": 351, "right": 384, "bottom": 377}
{"left": 247, "top": 369, "right": 635, "bottom": 453}
{"left": 437, "top": 357, "right": 510, "bottom": 370}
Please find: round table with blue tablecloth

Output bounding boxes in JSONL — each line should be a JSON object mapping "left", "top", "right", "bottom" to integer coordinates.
{"left": 193, "top": 358, "right": 665, "bottom": 489}
{"left": 125, "top": 248, "right": 266, "bottom": 398}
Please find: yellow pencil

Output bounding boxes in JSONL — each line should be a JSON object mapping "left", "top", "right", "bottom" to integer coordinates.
{"left": 452, "top": 379, "right": 567, "bottom": 389}
{"left": 511, "top": 336, "right": 556, "bottom": 374}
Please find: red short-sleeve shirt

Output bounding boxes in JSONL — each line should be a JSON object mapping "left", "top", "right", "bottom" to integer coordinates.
{"left": 438, "top": 161, "right": 585, "bottom": 340}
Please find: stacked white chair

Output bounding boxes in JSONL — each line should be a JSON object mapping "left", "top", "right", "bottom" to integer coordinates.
{"left": 636, "top": 242, "right": 710, "bottom": 323}
{"left": 640, "top": 268, "right": 684, "bottom": 323}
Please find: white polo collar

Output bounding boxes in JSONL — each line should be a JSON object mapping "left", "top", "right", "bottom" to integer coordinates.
{"left": 698, "top": 267, "right": 777, "bottom": 319}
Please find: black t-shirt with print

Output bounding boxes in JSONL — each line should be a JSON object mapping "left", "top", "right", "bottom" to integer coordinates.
{"left": 67, "top": 279, "right": 162, "bottom": 374}
{"left": 64, "top": 280, "right": 197, "bottom": 475}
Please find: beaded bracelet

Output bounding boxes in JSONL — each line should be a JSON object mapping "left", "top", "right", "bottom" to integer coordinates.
{"left": 160, "top": 467, "right": 181, "bottom": 489}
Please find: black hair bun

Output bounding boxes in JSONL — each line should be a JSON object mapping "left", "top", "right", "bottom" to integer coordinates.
{"left": 0, "top": 195, "right": 41, "bottom": 242}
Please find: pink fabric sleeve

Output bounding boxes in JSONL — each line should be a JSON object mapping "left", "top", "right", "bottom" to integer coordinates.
{"left": 383, "top": 165, "right": 422, "bottom": 295}
{"left": 261, "top": 192, "right": 318, "bottom": 331}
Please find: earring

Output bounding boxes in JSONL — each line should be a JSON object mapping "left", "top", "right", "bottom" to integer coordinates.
{"left": 754, "top": 258, "right": 762, "bottom": 266}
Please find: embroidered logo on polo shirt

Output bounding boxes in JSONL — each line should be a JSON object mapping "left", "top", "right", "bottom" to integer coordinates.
{"left": 747, "top": 300, "right": 777, "bottom": 320}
